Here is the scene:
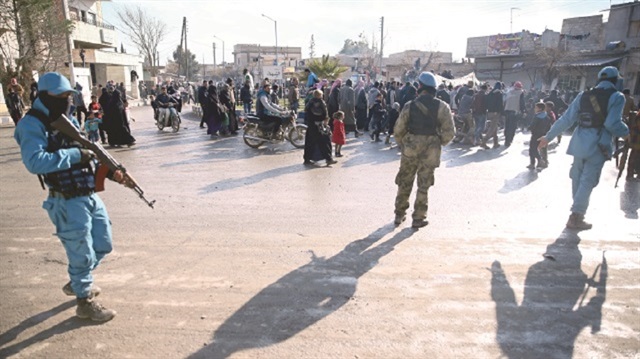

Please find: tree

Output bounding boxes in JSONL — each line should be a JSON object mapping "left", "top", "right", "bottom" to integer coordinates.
{"left": 309, "top": 34, "right": 315, "bottom": 59}
{"left": 116, "top": 6, "right": 166, "bottom": 76}
{"left": 306, "top": 54, "right": 348, "bottom": 80}
{"left": 534, "top": 47, "right": 579, "bottom": 90}
{"left": 0, "top": 0, "right": 72, "bottom": 90}
{"left": 171, "top": 45, "right": 200, "bottom": 80}
{"left": 338, "top": 32, "right": 373, "bottom": 56}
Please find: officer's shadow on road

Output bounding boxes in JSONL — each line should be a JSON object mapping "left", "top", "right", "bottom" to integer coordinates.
{"left": 0, "top": 300, "right": 103, "bottom": 357}
{"left": 187, "top": 225, "right": 415, "bottom": 359}
{"left": 339, "top": 138, "right": 401, "bottom": 168}
{"left": 498, "top": 170, "right": 538, "bottom": 193}
{"left": 490, "top": 230, "right": 606, "bottom": 359}
{"left": 620, "top": 180, "right": 640, "bottom": 219}
{"left": 199, "top": 163, "right": 307, "bottom": 194}
{"left": 444, "top": 145, "right": 507, "bottom": 167}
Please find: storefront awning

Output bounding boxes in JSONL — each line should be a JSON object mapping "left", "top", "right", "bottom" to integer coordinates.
{"left": 556, "top": 56, "right": 623, "bottom": 68}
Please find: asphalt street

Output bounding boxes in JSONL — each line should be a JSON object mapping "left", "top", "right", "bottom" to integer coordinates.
{"left": 0, "top": 105, "right": 638, "bottom": 358}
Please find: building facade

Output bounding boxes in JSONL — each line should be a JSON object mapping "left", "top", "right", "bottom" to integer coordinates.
{"left": 233, "top": 44, "right": 302, "bottom": 73}
{"left": 67, "top": 0, "right": 144, "bottom": 100}
{"left": 466, "top": 2, "right": 640, "bottom": 95}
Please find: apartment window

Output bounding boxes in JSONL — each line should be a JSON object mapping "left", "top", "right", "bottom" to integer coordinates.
{"left": 630, "top": 7, "right": 640, "bottom": 38}
{"left": 87, "top": 12, "right": 97, "bottom": 26}
{"left": 629, "top": 20, "right": 640, "bottom": 38}
{"left": 557, "top": 75, "right": 582, "bottom": 92}
{"left": 80, "top": 10, "right": 87, "bottom": 22}
{"left": 69, "top": 7, "right": 79, "bottom": 21}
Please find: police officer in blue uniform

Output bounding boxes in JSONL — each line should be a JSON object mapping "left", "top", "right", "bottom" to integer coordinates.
{"left": 14, "top": 72, "right": 132, "bottom": 322}
{"left": 539, "top": 66, "right": 630, "bottom": 230}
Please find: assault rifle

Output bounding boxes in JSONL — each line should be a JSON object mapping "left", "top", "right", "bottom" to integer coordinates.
{"left": 50, "top": 114, "right": 156, "bottom": 208}
{"left": 614, "top": 138, "right": 629, "bottom": 188}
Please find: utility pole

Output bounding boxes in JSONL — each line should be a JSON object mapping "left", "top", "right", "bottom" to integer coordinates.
{"left": 214, "top": 35, "right": 225, "bottom": 65}
{"left": 213, "top": 42, "right": 217, "bottom": 68}
{"left": 185, "top": 17, "right": 189, "bottom": 81}
{"left": 379, "top": 16, "right": 384, "bottom": 74}
{"left": 262, "top": 14, "right": 278, "bottom": 66}
{"left": 61, "top": 0, "right": 76, "bottom": 86}
{"left": 510, "top": 8, "right": 520, "bottom": 33}
{"left": 202, "top": 53, "right": 205, "bottom": 78}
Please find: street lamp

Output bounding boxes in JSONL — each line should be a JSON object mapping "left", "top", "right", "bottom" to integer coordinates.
{"left": 261, "top": 14, "right": 278, "bottom": 66}
{"left": 213, "top": 35, "right": 225, "bottom": 65}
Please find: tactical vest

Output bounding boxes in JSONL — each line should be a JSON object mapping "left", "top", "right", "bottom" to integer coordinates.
{"left": 27, "top": 109, "right": 96, "bottom": 197}
{"left": 408, "top": 94, "right": 440, "bottom": 136}
{"left": 578, "top": 87, "right": 617, "bottom": 128}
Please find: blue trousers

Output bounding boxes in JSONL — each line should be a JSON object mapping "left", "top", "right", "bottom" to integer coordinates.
{"left": 474, "top": 114, "right": 487, "bottom": 143}
{"left": 42, "top": 193, "right": 112, "bottom": 298}
{"left": 569, "top": 156, "right": 606, "bottom": 215}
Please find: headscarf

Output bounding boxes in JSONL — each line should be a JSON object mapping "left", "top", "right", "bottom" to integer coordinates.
{"left": 331, "top": 78, "right": 342, "bottom": 92}
{"left": 355, "top": 80, "right": 365, "bottom": 92}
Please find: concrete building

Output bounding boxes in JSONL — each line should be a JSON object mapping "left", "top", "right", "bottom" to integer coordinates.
{"left": 466, "top": 30, "right": 560, "bottom": 89}
{"left": 66, "top": 0, "right": 144, "bottom": 100}
{"left": 334, "top": 50, "right": 464, "bottom": 83}
{"left": 385, "top": 50, "right": 454, "bottom": 81}
{"left": 233, "top": 44, "right": 302, "bottom": 74}
{"left": 466, "top": 1, "right": 640, "bottom": 94}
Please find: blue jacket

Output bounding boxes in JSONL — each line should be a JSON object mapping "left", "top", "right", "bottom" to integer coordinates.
{"left": 544, "top": 81, "right": 629, "bottom": 159}
{"left": 14, "top": 99, "right": 82, "bottom": 175}
{"left": 306, "top": 72, "right": 319, "bottom": 88}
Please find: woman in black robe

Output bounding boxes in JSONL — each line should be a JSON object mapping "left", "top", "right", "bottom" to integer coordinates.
{"left": 100, "top": 85, "right": 135, "bottom": 146}
{"left": 303, "top": 89, "right": 335, "bottom": 165}
{"left": 327, "top": 79, "right": 341, "bottom": 129}
{"left": 205, "top": 85, "right": 227, "bottom": 137}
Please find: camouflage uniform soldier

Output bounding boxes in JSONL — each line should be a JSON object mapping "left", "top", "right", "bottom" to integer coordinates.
{"left": 393, "top": 72, "right": 455, "bottom": 228}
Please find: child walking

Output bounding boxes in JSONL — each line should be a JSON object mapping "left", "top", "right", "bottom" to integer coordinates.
{"left": 84, "top": 110, "right": 103, "bottom": 143}
{"left": 369, "top": 93, "right": 386, "bottom": 142}
{"left": 528, "top": 102, "right": 551, "bottom": 170}
{"left": 332, "top": 111, "right": 346, "bottom": 157}
{"left": 386, "top": 102, "right": 400, "bottom": 145}
{"left": 88, "top": 95, "right": 106, "bottom": 144}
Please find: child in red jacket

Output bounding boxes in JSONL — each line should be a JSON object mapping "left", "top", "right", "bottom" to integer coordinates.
{"left": 331, "top": 111, "right": 346, "bottom": 157}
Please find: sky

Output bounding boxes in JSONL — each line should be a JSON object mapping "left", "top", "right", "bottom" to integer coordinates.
{"left": 101, "top": 0, "right": 626, "bottom": 66}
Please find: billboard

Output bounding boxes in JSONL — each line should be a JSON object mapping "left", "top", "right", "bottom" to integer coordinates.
{"left": 262, "top": 66, "right": 283, "bottom": 80}
{"left": 486, "top": 32, "right": 523, "bottom": 56}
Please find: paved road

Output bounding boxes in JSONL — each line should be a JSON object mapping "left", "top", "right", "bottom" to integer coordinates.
{"left": 1, "top": 105, "right": 638, "bottom": 358}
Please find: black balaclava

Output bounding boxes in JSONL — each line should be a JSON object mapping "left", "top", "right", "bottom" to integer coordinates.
{"left": 38, "top": 92, "right": 70, "bottom": 120}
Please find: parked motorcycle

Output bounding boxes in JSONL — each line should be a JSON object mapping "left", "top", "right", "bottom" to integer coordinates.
{"left": 243, "top": 112, "right": 306, "bottom": 149}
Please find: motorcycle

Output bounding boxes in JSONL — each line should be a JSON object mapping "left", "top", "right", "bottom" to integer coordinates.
{"left": 153, "top": 96, "right": 182, "bottom": 132}
{"left": 243, "top": 112, "right": 306, "bottom": 149}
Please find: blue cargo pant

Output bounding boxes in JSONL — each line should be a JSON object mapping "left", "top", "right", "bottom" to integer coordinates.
{"left": 42, "top": 193, "right": 112, "bottom": 298}
{"left": 474, "top": 114, "right": 487, "bottom": 144}
{"left": 569, "top": 155, "right": 606, "bottom": 215}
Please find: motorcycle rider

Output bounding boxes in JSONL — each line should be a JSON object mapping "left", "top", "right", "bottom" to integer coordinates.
{"left": 155, "top": 85, "right": 179, "bottom": 126}
{"left": 256, "top": 82, "right": 291, "bottom": 138}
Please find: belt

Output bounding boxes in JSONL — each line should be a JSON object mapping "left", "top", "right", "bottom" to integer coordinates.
{"left": 49, "top": 189, "right": 94, "bottom": 200}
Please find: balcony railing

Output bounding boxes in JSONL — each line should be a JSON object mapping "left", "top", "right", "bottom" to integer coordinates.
{"left": 70, "top": 12, "right": 115, "bottom": 30}
{"left": 82, "top": 18, "right": 114, "bottom": 30}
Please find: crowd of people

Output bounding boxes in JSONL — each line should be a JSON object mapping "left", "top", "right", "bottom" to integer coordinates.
{"left": 8, "top": 65, "right": 636, "bottom": 322}
{"left": 4, "top": 77, "right": 135, "bottom": 147}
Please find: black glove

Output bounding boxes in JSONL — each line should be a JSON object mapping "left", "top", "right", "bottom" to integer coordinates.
{"left": 79, "top": 149, "right": 96, "bottom": 164}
